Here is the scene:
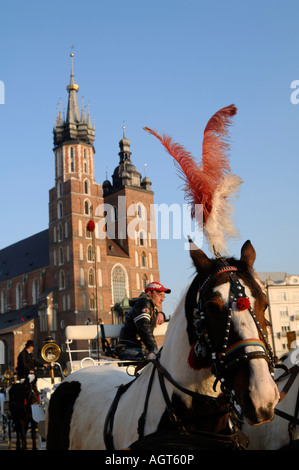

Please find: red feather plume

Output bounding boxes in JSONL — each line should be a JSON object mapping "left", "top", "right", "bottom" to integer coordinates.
{"left": 144, "top": 105, "right": 237, "bottom": 226}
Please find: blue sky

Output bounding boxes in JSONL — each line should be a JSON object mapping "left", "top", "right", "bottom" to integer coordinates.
{"left": 0, "top": 0, "right": 299, "bottom": 316}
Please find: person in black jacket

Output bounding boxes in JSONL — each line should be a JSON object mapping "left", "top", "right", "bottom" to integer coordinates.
{"left": 17, "top": 340, "right": 47, "bottom": 385}
{"left": 115, "top": 282, "right": 170, "bottom": 360}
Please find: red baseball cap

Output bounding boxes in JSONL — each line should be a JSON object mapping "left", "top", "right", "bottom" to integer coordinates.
{"left": 145, "top": 282, "right": 171, "bottom": 294}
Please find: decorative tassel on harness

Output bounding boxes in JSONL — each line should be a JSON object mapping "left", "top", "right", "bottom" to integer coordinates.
{"left": 144, "top": 105, "right": 242, "bottom": 256}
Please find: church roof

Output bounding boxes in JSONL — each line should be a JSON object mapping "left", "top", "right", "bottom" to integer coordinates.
{"left": 0, "top": 304, "right": 39, "bottom": 333}
{"left": 0, "top": 229, "right": 49, "bottom": 282}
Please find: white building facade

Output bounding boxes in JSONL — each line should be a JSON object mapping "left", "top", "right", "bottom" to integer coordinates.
{"left": 257, "top": 272, "right": 299, "bottom": 358}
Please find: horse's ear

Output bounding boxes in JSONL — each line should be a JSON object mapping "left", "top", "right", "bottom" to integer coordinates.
{"left": 188, "top": 237, "right": 213, "bottom": 273}
{"left": 240, "top": 240, "right": 256, "bottom": 271}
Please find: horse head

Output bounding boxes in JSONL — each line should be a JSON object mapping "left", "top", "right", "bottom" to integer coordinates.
{"left": 186, "top": 239, "right": 279, "bottom": 425}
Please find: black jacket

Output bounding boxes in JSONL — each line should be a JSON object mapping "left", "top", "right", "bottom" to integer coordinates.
{"left": 117, "top": 293, "right": 159, "bottom": 353}
{"left": 17, "top": 349, "right": 42, "bottom": 379}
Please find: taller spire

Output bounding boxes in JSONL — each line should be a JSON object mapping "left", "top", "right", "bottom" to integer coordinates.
{"left": 53, "top": 53, "right": 95, "bottom": 146}
{"left": 66, "top": 53, "right": 80, "bottom": 124}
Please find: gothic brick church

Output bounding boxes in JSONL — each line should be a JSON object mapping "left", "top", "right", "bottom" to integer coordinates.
{"left": 0, "top": 54, "right": 160, "bottom": 372}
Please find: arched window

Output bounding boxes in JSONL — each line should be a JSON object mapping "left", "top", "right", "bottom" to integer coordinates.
{"left": 112, "top": 265, "right": 127, "bottom": 303}
{"left": 138, "top": 230, "right": 146, "bottom": 247}
{"left": 141, "top": 251, "right": 147, "bottom": 267}
{"left": 142, "top": 274, "right": 148, "bottom": 290}
{"left": 83, "top": 148, "right": 88, "bottom": 173}
{"left": 57, "top": 180, "right": 62, "bottom": 197}
{"left": 90, "top": 293, "right": 95, "bottom": 310}
{"left": 57, "top": 223, "right": 63, "bottom": 242}
{"left": 82, "top": 293, "right": 87, "bottom": 310}
{"left": 59, "top": 246, "right": 64, "bottom": 265}
{"left": 32, "top": 278, "right": 39, "bottom": 304}
{"left": 84, "top": 179, "right": 89, "bottom": 194}
{"left": 137, "top": 203, "right": 145, "bottom": 219}
{"left": 88, "top": 268, "right": 95, "bottom": 286}
{"left": 87, "top": 244, "right": 94, "bottom": 262}
{"left": 1, "top": 290, "right": 7, "bottom": 313}
{"left": 99, "top": 293, "right": 104, "bottom": 310}
{"left": 84, "top": 200, "right": 90, "bottom": 215}
{"left": 70, "top": 147, "right": 74, "bottom": 172}
{"left": 80, "top": 268, "right": 85, "bottom": 286}
{"left": 59, "top": 270, "right": 65, "bottom": 290}
{"left": 16, "top": 283, "right": 22, "bottom": 309}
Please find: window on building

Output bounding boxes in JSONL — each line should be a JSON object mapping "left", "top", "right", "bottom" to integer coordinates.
{"left": 84, "top": 179, "right": 89, "bottom": 194}
{"left": 90, "top": 293, "right": 95, "bottom": 310}
{"left": 82, "top": 293, "right": 87, "bottom": 310}
{"left": 112, "top": 265, "right": 127, "bottom": 303}
{"left": 16, "top": 283, "right": 22, "bottom": 309}
{"left": 142, "top": 274, "right": 148, "bottom": 290}
{"left": 1, "top": 290, "right": 7, "bottom": 314}
{"left": 85, "top": 200, "right": 90, "bottom": 215}
{"left": 59, "top": 246, "right": 64, "bottom": 265}
{"left": 57, "top": 201, "right": 63, "bottom": 219}
{"left": 70, "top": 147, "right": 74, "bottom": 172}
{"left": 99, "top": 293, "right": 104, "bottom": 310}
{"left": 59, "top": 270, "right": 65, "bottom": 290}
{"left": 280, "top": 307, "right": 288, "bottom": 317}
{"left": 141, "top": 251, "right": 147, "bottom": 267}
{"left": 57, "top": 223, "right": 63, "bottom": 242}
{"left": 32, "top": 278, "right": 39, "bottom": 304}
{"left": 83, "top": 148, "right": 88, "bottom": 173}
{"left": 87, "top": 245, "right": 94, "bottom": 262}
{"left": 88, "top": 268, "right": 95, "bottom": 286}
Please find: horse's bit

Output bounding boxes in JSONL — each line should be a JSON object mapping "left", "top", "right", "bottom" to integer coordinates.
{"left": 192, "top": 263, "right": 275, "bottom": 394}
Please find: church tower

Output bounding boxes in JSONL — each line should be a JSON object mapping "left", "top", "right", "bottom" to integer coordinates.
{"left": 49, "top": 53, "right": 104, "bottom": 332}
{"left": 103, "top": 127, "right": 159, "bottom": 299}
{"left": 47, "top": 53, "right": 160, "bottom": 348}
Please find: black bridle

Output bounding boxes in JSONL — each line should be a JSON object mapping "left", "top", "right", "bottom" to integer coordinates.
{"left": 191, "top": 264, "right": 275, "bottom": 394}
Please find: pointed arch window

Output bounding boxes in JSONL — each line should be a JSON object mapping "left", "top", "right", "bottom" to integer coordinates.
{"left": 57, "top": 223, "right": 63, "bottom": 242}
{"left": 83, "top": 148, "right": 88, "bottom": 173}
{"left": 88, "top": 268, "right": 95, "bottom": 286}
{"left": 142, "top": 274, "right": 148, "bottom": 291}
{"left": 1, "top": 290, "right": 7, "bottom": 313}
{"left": 59, "top": 270, "right": 65, "bottom": 290}
{"left": 141, "top": 251, "right": 147, "bottom": 267}
{"left": 70, "top": 147, "right": 74, "bottom": 172}
{"left": 59, "top": 246, "right": 64, "bottom": 265}
{"left": 84, "top": 179, "right": 89, "bottom": 194}
{"left": 112, "top": 265, "right": 127, "bottom": 303}
{"left": 32, "top": 278, "right": 39, "bottom": 304}
{"left": 84, "top": 200, "right": 90, "bottom": 215}
{"left": 16, "top": 283, "right": 22, "bottom": 309}
{"left": 87, "top": 244, "right": 94, "bottom": 262}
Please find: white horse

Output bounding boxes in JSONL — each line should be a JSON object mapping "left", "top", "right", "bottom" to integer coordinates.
{"left": 242, "top": 349, "right": 299, "bottom": 450}
{"left": 46, "top": 241, "right": 279, "bottom": 450}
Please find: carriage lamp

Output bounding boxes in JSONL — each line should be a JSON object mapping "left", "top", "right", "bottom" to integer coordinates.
{"left": 41, "top": 338, "right": 61, "bottom": 384}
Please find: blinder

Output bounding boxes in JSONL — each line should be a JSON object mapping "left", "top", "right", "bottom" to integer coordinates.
{"left": 189, "top": 264, "right": 275, "bottom": 394}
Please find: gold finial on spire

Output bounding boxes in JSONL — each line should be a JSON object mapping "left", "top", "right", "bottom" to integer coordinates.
{"left": 67, "top": 50, "right": 79, "bottom": 92}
